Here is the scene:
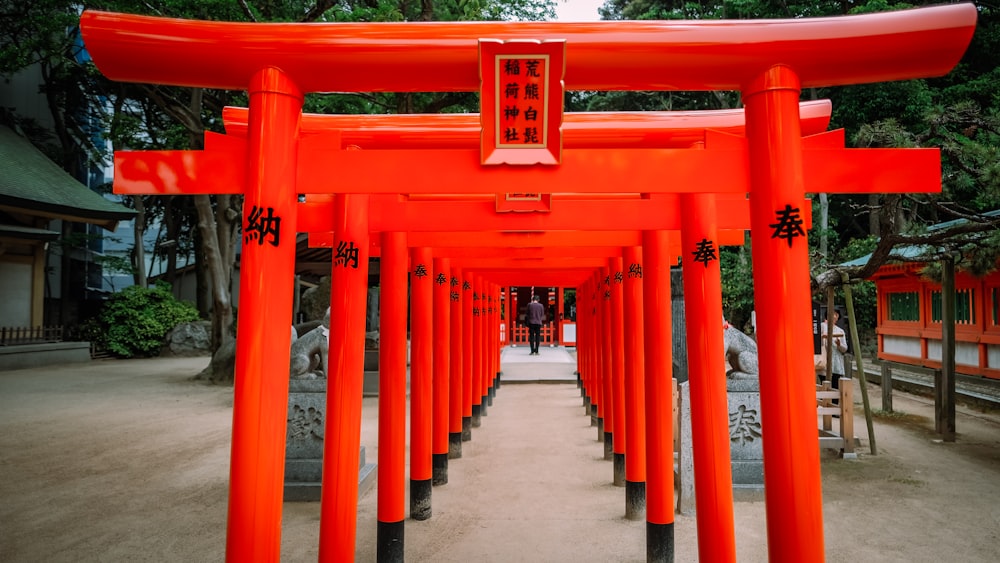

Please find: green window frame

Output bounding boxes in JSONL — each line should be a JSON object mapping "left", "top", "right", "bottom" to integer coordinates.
{"left": 930, "top": 288, "right": 975, "bottom": 324}
{"left": 887, "top": 291, "right": 920, "bottom": 322}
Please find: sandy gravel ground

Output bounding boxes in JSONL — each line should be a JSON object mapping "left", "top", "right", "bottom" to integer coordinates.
{"left": 1, "top": 355, "right": 998, "bottom": 562}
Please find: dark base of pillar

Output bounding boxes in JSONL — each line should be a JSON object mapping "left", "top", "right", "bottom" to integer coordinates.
{"left": 604, "top": 432, "right": 614, "bottom": 460}
{"left": 410, "top": 479, "right": 432, "bottom": 521}
{"left": 486, "top": 391, "right": 493, "bottom": 407}
{"left": 448, "top": 432, "right": 463, "bottom": 458}
{"left": 625, "top": 480, "right": 646, "bottom": 520}
{"left": 495, "top": 372, "right": 502, "bottom": 389}
{"left": 647, "top": 522, "right": 675, "bottom": 563}
{"left": 596, "top": 416, "right": 604, "bottom": 435}
{"left": 471, "top": 404, "right": 482, "bottom": 427}
{"left": 613, "top": 453, "right": 626, "bottom": 486}
{"left": 584, "top": 395, "right": 591, "bottom": 409}
{"left": 462, "top": 417, "right": 472, "bottom": 441}
{"left": 377, "top": 519, "right": 404, "bottom": 562}
{"left": 590, "top": 404, "right": 597, "bottom": 417}
{"left": 432, "top": 453, "right": 448, "bottom": 485}
{"left": 481, "top": 396, "right": 489, "bottom": 414}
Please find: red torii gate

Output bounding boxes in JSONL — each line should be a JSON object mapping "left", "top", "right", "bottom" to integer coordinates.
{"left": 80, "top": 5, "right": 977, "bottom": 562}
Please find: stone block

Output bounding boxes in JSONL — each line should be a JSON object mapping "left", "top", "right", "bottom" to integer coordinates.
{"left": 284, "top": 378, "right": 376, "bottom": 502}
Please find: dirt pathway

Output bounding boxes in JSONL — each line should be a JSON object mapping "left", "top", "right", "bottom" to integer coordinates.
{"left": 1, "top": 358, "right": 999, "bottom": 562}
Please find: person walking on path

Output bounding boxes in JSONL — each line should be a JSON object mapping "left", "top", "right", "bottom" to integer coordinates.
{"left": 527, "top": 295, "right": 546, "bottom": 355}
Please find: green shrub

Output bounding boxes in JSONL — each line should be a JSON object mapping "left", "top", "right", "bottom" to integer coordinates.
{"left": 86, "top": 282, "right": 200, "bottom": 358}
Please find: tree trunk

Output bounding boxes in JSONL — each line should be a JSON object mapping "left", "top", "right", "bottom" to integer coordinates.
{"left": 132, "top": 196, "right": 147, "bottom": 288}
{"left": 193, "top": 194, "right": 234, "bottom": 354}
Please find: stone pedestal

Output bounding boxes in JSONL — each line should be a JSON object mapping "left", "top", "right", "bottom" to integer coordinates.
{"left": 284, "top": 378, "right": 376, "bottom": 502}
{"left": 726, "top": 378, "right": 765, "bottom": 499}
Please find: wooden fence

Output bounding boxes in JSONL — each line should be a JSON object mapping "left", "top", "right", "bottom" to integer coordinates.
{"left": 0, "top": 326, "right": 63, "bottom": 346}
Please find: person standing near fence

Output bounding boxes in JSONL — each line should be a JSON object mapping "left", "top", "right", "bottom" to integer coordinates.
{"left": 527, "top": 295, "right": 545, "bottom": 355}
{"left": 821, "top": 309, "right": 848, "bottom": 393}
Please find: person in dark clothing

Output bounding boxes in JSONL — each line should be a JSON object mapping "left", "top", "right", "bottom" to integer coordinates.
{"left": 526, "top": 295, "right": 545, "bottom": 355}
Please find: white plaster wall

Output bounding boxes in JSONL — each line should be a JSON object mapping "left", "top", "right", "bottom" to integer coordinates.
{"left": 0, "top": 262, "right": 32, "bottom": 326}
{"left": 988, "top": 344, "right": 1000, "bottom": 369}
{"left": 884, "top": 335, "right": 921, "bottom": 358}
{"left": 926, "top": 339, "right": 980, "bottom": 366}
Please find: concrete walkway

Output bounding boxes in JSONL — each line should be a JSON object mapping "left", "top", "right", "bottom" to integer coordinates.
{"left": 500, "top": 345, "right": 578, "bottom": 382}
{"left": 2, "top": 354, "right": 999, "bottom": 562}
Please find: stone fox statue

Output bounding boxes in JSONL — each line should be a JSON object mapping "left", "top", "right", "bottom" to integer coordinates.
{"left": 723, "top": 320, "right": 759, "bottom": 379}
{"left": 289, "top": 307, "right": 331, "bottom": 379}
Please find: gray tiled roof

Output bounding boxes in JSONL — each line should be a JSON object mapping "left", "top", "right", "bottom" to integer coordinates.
{"left": 0, "top": 125, "right": 134, "bottom": 230}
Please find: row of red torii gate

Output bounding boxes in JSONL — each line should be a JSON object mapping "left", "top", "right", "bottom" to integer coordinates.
{"left": 79, "top": 4, "right": 977, "bottom": 562}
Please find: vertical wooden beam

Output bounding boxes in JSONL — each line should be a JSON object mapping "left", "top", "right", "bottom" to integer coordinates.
{"left": 622, "top": 246, "right": 646, "bottom": 520}
{"left": 449, "top": 267, "right": 465, "bottom": 456}
{"left": 939, "top": 256, "right": 956, "bottom": 441}
{"left": 680, "top": 192, "right": 737, "bottom": 563}
{"left": 744, "top": 65, "right": 825, "bottom": 562}
{"left": 410, "top": 247, "right": 434, "bottom": 519}
{"left": 226, "top": 67, "right": 301, "bottom": 562}
{"left": 642, "top": 229, "right": 675, "bottom": 563}
{"left": 377, "top": 231, "right": 407, "bottom": 561}
{"left": 609, "top": 256, "right": 627, "bottom": 487}
{"left": 462, "top": 272, "right": 474, "bottom": 440}
{"left": 319, "top": 193, "right": 371, "bottom": 562}
{"left": 433, "top": 257, "right": 452, "bottom": 478}
{"left": 472, "top": 275, "right": 484, "bottom": 426}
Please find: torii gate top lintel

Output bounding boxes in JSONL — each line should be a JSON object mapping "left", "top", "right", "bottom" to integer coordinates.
{"left": 80, "top": 4, "right": 976, "bottom": 94}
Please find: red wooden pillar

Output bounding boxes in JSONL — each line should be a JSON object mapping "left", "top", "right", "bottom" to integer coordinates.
{"left": 433, "top": 257, "right": 451, "bottom": 480}
{"left": 471, "top": 276, "right": 484, "bottom": 426}
{"left": 589, "top": 278, "right": 600, "bottom": 420}
{"left": 744, "top": 66, "right": 825, "bottom": 562}
{"left": 377, "top": 231, "right": 407, "bottom": 560}
{"left": 642, "top": 230, "right": 675, "bottom": 562}
{"left": 225, "top": 67, "right": 301, "bottom": 562}
{"left": 462, "top": 272, "right": 474, "bottom": 440}
{"left": 409, "top": 247, "right": 434, "bottom": 520}
{"left": 600, "top": 267, "right": 614, "bottom": 460}
{"left": 609, "top": 257, "right": 627, "bottom": 486}
{"left": 580, "top": 279, "right": 593, "bottom": 409}
{"left": 489, "top": 284, "right": 500, "bottom": 399}
{"left": 449, "top": 268, "right": 465, "bottom": 456}
{"left": 318, "top": 194, "right": 371, "bottom": 562}
{"left": 510, "top": 290, "right": 519, "bottom": 348}
{"left": 622, "top": 246, "right": 646, "bottom": 520}
{"left": 680, "top": 193, "right": 737, "bottom": 563}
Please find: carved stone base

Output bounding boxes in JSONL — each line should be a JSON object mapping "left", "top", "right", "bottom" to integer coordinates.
{"left": 284, "top": 378, "right": 376, "bottom": 502}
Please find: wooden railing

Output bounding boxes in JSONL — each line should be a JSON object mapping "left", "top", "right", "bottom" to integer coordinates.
{"left": 817, "top": 378, "right": 855, "bottom": 457}
{"left": 507, "top": 323, "right": 555, "bottom": 346}
{"left": 0, "top": 326, "right": 63, "bottom": 346}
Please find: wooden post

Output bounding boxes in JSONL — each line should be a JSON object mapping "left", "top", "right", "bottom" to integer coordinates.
{"left": 377, "top": 231, "right": 407, "bottom": 561}
{"left": 881, "top": 363, "right": 893, "bottom": 412}
{"left": 642, "top": 230, "right": 675, "bottom": 562}
{"left": 449, "top": 268, "right": 465, "bottom": 456}
{"left": 939, "top": 256, "right": 957, "bottom": 441}
{"left": 622, "top": 246, "right": 646, "bottom": 520}
{"left": 471, "top": 276, "right": 484, "bottom": 426}
{"left": 409, "top": 247, "right": 433, "bottom": 520}
{"left": 600, "top": 267, "right": 614, "bottom": 459}
{"left": 679, "top": 192, "right": 737, "bottom": 563}
{"left": 609, "top": 257, "right": 627, "bottom": 487}
{"left": 842, "top": 273, "right": 876, "bottom": 455}
{"left": 744, "top": 65, "right": 825, "bottom": 562}
{"left": 318, "top": 194, "right": 370, "bottom": 562}
{"left": 462, "top": 272, "right": 474, "bottom": 440}
{"left": 225, "top": 67, "right": 301, "bottom": 562}
{"left": 433, "top": 257, "right": 451, "bottom": 480}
